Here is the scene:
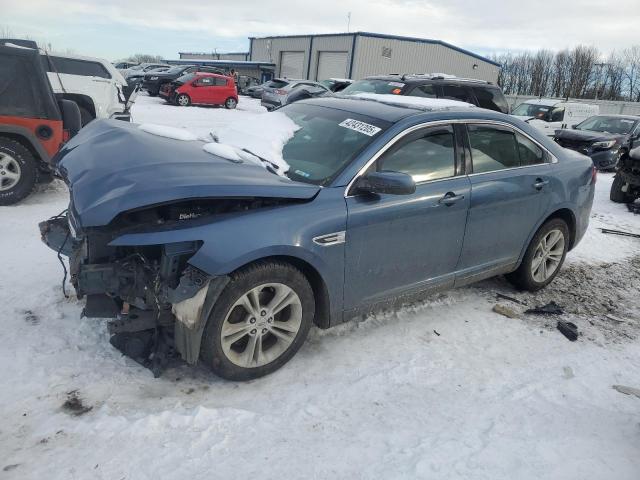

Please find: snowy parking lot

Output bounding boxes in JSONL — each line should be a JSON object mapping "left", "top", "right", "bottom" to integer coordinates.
{"left": 1, "top": 95, "right": 639, "bottom": 480}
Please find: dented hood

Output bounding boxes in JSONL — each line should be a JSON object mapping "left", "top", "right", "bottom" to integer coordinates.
{"left": 54, "top": 120, "right": 320, "bottom": 227}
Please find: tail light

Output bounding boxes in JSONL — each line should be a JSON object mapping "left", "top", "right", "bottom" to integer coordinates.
{"left": 275, "top": 89, "right": 287, "bottom": 95}
{"left": 591, "top": 165, "right": 597, "bottom": 185}
{"left": 63, "top": 130, "right": 70, "bottom": 142}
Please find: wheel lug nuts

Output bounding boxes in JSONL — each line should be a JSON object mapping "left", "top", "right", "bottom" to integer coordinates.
{"left": 250, "top": 318, "right": 256, "bottom": 323}
{"left": 262, "top": 328, "right": 267, "bottom": 334}
{"left": 260, "top": 310, "right": 267, "bottom": 316}
{"left": 268, "top": 318, "right": 273, "bottom": 323}
{"left": 250, "top": 329, "right": 257, "bottom": 335}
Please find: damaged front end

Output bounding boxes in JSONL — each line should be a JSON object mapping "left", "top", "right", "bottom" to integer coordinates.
{"left": 39, "top": 204, "right": 232, "bottom": 377}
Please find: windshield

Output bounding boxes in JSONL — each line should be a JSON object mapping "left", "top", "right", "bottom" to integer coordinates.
{"left": 341, "top": 79, "right": 406, "bottom": 95}
{"left": 129, "top": 64, "right": 144, "bottom": 71}
{"left": 512, "top": 103, "right": 553, "bottom": 119}
{"left": 266, "top": 79, "right": 289, "bottom": 89}
{"left": 279, "top": 103, "right": 390, "bottom": 185}
{"left": 165, "top": 66, "right": 188, "bottom": 74}
{"left": 575, "top": 116, "right": 637, "bottom": 135}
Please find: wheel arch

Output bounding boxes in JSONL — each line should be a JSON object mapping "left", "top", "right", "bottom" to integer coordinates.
{"left": 0, "top": 126, "right": 48, "bottom": 164}
{"left": 60, "top": 93, "right": 96, "bottom": 119}
{"left": 228, "top": 254, "right": 332, "bottom": 329}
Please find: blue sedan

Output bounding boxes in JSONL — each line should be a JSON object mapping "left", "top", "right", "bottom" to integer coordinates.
{"left": 40, "top": 96, "right": 595, "bottom": 380}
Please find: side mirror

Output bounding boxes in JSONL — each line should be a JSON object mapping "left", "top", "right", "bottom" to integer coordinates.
{"left": 354, "top": 171, "right": 416, "bottom": 195}
{"left": 571, "top": 124, "right": 578, "bottom": 129}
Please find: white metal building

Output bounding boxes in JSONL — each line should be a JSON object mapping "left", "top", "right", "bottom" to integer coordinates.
{"left": 179, "top": 52, "right": 250, "bottom": 61}
{"left": 248, "top": 32, "right": 500, "bottom": 83}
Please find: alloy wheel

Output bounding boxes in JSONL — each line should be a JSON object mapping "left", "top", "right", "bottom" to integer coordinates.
{"left": 177, "top": 94, "right": 189, "bottom": 106}
{"left": 220, "top": 283, "right": 302, "bottom": 368}
{"left": 531, "top": 229, "right": 565, "bottom": 282}
{"left": 0, "top": 152, "right": 21, "bottom": 192}
{"left": 226, "top": 98, "right": 237, "bottom": 109}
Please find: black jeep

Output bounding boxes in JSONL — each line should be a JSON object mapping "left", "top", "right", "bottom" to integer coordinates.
{"left": 611, "top": 146, "right": 640, "bottom": 204}
{"left": 340, "top": 74, "right": 510, "bottom": 113}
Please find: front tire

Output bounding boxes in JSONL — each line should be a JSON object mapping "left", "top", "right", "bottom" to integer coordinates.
{"left": 506, "top": 218, "right": 569, "bottom": 292}
{"left": 175, "top": 93, "right": 191, "bottom": 107}
{"left": 0, "top": 137, "right": 38, "bottom": 206}
{"left": 201, "top": 261, "right": 315, "bottom": 381}
{"left": 610, "top": 173, "right": 635, "bottom": 203}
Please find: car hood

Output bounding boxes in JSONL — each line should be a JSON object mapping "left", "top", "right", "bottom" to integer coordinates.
{"left": 554, "top": 128, "right": 626, "bottom": 142}
{"left": 54, "top": 120, "right": 320, "bottom": 228}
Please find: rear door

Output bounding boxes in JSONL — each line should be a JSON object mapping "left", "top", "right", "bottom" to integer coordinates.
{"left": 344, "top": 124, "right": 471, "bottom": 309}
{"left": 456, "top": 123, "right": 552, "bottom": 283}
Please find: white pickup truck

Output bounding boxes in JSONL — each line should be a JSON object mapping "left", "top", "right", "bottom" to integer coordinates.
{"left": 512, "top": 98, "right": 599, "bottom": 136}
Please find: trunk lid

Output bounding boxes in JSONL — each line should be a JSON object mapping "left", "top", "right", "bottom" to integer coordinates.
{"left": 54, "top": 120, "right": 319, "bottom": 228}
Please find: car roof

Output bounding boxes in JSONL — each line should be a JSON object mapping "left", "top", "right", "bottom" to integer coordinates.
{"left": 590, "top": 114, "right": 640, "bottom": 120}
{"left": 193, "top": 72, "right": 231, "bottom": 78}
{"left": 363, "top": 74, "right": 494, "bottom": 87}
{"left": 299, "top": 96, "right": 476, "bottom": 123}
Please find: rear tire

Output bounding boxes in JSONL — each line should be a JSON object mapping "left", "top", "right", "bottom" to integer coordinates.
{"left": 0, "top": 137, "right": 39, "bottom": 206}
{"left": 200, "top": 260, "right": 315, "bottom": 381}
{"left": 505, "top": 218, "right": 569, "bottom": 292}
{"left": 224, "top": 97, "right": 238, "bottom": 109}
{"left": 175, "top": 93, "right": 191, "bottom": 107}
{"left": 610, "top": 173, "right": 635, "bottom": 203}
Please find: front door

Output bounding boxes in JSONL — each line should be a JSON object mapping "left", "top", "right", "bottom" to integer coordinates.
{"left": 344, "top": 124, "right": 471, "bottom": 309}
{"left": 456, "top": 123, "right": 552, "bottom": 280}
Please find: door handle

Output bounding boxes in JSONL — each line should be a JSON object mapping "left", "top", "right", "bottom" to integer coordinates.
{"left": 437, "top": 192, "right": 465, "bottom": 207}
{"left": 533, "top": 178, "right": 549, "bottom": 190}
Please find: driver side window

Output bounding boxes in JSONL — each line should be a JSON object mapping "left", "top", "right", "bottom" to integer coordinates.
{"left": 376, "top": 126, "right": 456, "bottom": 183}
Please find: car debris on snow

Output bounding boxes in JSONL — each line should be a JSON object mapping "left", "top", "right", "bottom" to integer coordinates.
{"left": 557, "top": 320, "right": 579, "bottom": 341}
{"left": 525, "top": 301, "right": 564, "bottom": 315}
{"left": 612, "top": 384, "right": 640, "bottom": 399}
{"left": 61, "top": 390, "right": 93, "bottom": 416}
{"left": 492, "top": 303, "right": 521, "bottom": 319}
{"left": 600, "top": 227, "right": 640, "bottom": 238}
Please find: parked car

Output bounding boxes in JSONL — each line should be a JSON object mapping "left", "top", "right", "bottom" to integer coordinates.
{"left": 321, "top": 78, "right": 353, "bottom": 92}
{"left": 114, "top": 61, "right": 139, "bottom": 70}
{"left": 245, "top": 81, "right": 270, "bottom": 99}
{"left": 512, "top": 99, "right": 599, "bottom": 136}
{"left": 340, "top": 74, "right": 510, "bottom": 113}
{"left": 40, "top": 95, "right": 595, "bottom": 380}
{"left": 261, "top": 78, "right": 330, "bottom": 110}
{"left": 554, "top": 114, "right": 640, "bottom": 170}
{"left": 237, "top": 75, "right": 260, "bottom": 95}
{"left": 610, "top": 146, "right": 640, "bottom": 203}
{"left": 125, "top": 65, "right": 171, "bottom": 88}
{"left": 0, "top": 41, "right": 81, "bottom": 205}
{"left": 162, "top": 72, "right": 238, "bottom": 108}
{"left": 142, "top": 64, "right": 225, "bottom": 96}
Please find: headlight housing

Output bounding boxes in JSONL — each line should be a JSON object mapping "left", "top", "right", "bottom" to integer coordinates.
{"left": 592, "top": 140, "right": 617, "bottom": 150}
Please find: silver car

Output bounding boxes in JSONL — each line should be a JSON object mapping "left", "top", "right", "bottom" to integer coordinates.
{"left": 261, "top": 78, "right": 330, "bottom": 110}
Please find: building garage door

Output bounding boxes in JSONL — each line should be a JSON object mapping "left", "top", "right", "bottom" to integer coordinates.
{"left": 316, "top": 51, "right": 349, "bottom": 80}
{"left": 280, "top": 51, "right": 305, "bottom": 78}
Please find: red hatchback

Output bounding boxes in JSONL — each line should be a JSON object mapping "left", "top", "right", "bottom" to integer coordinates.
{"left": 165, "top": 72, "right": 238, "bottom": 109}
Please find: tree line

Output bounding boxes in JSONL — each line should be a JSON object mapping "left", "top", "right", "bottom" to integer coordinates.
{"left": 491, "top": 46, "right": 640, "bottom": 102}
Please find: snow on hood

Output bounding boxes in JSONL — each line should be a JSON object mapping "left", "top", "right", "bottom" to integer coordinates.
{"left": 354, "top": 93, "right": 475, "bottom": 110}
{"left": 207, "top": 111, "right": 299, "bottom": 175}
{"left": 138, "top": 123, "right": 199, "bottom": 141}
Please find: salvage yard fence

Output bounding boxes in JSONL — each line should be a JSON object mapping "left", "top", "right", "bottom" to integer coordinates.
{"left": 505, "top": 95, "right": 640, "bottom": 116}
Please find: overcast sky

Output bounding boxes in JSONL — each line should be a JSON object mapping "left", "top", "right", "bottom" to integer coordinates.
{"left": 2, "top": 0, "right": 639, "bottom": 61}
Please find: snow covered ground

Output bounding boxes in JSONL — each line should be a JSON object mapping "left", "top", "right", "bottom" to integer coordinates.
{"left": 1, "top": 95, "right": 639, "bottom": 480}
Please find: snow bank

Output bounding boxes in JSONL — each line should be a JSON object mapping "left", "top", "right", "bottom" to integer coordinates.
{"left": 138, "top": 123, "right": 198, "bottom": 141}
{"left": 354, "top": 93, "right": 475, "bottom": 110}
{"left": 201, "top": 142, "right": 242, "bottom": 162}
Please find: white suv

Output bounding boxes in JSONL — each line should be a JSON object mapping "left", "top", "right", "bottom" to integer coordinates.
{"left": 43, "top": 52, "right": 137, "bottom": 125}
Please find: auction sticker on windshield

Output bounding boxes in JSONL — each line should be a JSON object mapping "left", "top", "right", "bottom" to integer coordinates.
{"left": 339, "top": 118, "right": 382, "bottom": 137}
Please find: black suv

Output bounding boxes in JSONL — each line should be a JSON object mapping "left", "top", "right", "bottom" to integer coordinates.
{"left": 340, "top": 74, "right": 509, "bottom": 113}
{"left": 142, "top": 64, "right": 225, "bottom": 96}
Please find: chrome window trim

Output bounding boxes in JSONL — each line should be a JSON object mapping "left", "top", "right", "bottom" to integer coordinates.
{"left": 344, "top": 119, "right": 555, "bottom": 198}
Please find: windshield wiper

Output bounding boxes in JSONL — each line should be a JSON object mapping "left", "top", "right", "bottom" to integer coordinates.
{"left": 240, "top": 148, "right": 282, "bottom": 176}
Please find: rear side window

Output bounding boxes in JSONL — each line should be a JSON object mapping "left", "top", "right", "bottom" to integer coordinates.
{"left": 377, "top": 125, "right": 456, "bottom": 183}
{"left": 408, "top": 84, "right": 437, "bottom": 98}
{"left": 516, "top": 133, "right": 545, "bottom": 166}
{"left": 549, "top": 107, "right": 565, "bottom": 122}
{"left": 468, "top": 125, "right": 519, "bottom": 173}
{"left": 197, "top": 77, "right": 214, "bottom": 85}
{"left": 341, "top": 79, "right": 406, "bottom": 95}
{"left": 441, "top": 85, "right": 473, "bottom": 103}
{"left": 472, "top": 87, "right": 509, "bottom": 113}
{"left": 213, "top": 77, "right": 228, "bottom": 86}
{"left": 44, "top": 56, "right": 111, "bottom": 79}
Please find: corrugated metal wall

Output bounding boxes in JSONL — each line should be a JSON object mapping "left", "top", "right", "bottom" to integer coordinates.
{"left": 307, "top": 35, "right": 353, "bottom": 80}
{"left": 506, "top": 94, "right": 640, "bottom": 116}
{"left": 179, "top": 53, "right": 249, "bottom": 61}
{"left": 250, "top": 34, "right": 500, "bottom": 83}
{"left": 251, "top": 37, "right": 311, "bottom": 77}
{"left": 352, "top": 36, "right": 499, "bottom": 82}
